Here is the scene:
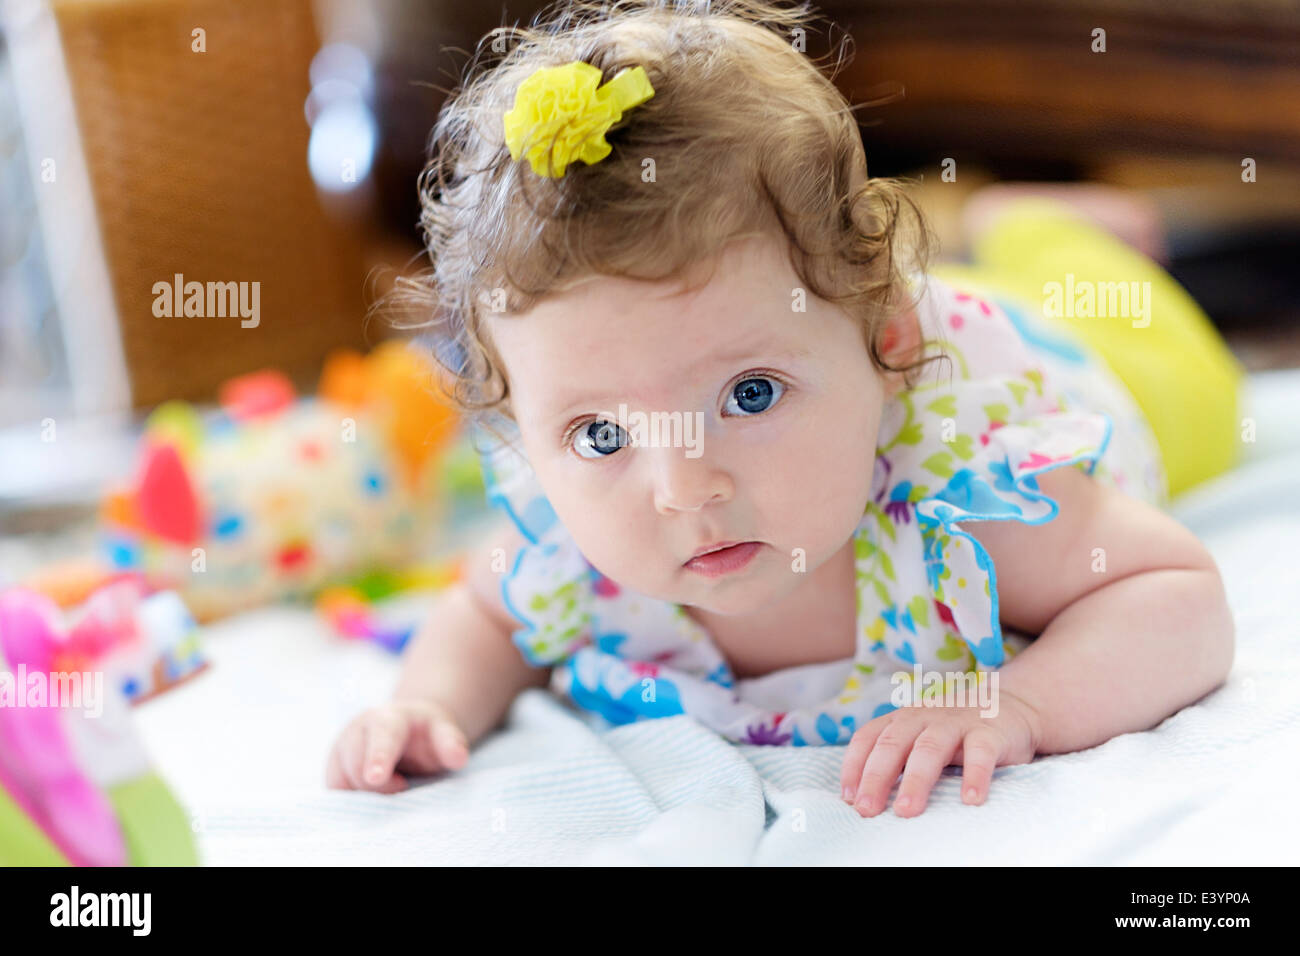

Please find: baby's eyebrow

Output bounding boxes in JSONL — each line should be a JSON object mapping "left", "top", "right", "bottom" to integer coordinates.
{"left": 691, "top": 341, "right": 812, "bottom": 375}
{"left": 545, "top": 340, "right": 812, "bottom": 419}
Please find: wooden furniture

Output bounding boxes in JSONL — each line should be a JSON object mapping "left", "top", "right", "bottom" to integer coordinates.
{"left": 814, "top": 0, "right": 1300, "bottom": 168}
{"left": 50, "top": 0, "right": 372, "bottom": 408}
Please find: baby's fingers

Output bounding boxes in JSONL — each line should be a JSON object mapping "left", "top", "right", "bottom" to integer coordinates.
{"left": 894, "top": 726, "right": 963, "bottom": 817}
{"left": 957, "top": 728, "right": 1001, "bottom": 805}
{"left": 368, "top": 770, "right": 410, "bottom": 795}
{"left": 840, "top": 718, "right": 888, "bottom": 802}
{"left": 429, "top": 717, "right": 469, "bottom": 771}
{"left": 359, "top": 711, "right": 412, "bottom": 789}
{"left": 850, "top": 718, "right": 921, "bottom": 817}
{"left": 326, "top": 739, "right": 349, "bottom": 790}
{"left": 327, "top": 723, "right": 370, "bottom": 790}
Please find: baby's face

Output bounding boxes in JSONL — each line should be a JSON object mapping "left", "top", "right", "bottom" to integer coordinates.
{"left": 487, "top": 233, "right": 906, "bottom": 616}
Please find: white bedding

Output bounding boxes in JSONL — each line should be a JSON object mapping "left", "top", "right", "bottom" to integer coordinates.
{"left": 134, "top": 374, "right": 1300, "bottom": 866}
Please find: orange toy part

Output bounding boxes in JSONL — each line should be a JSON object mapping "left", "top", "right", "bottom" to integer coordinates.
{"left": 101, "top": 489, "right": 140, "bottom": 531}
{"left": 23, "top": 560, "right": 117, "bottom": 609}
{"left": 321, "top": 341, "right": 461, "bottom": 488}
{"left": 376, "top": 342, "right": 459, "bottom": 482}
{"left": 317, "top": 349, "right": 369, "bottom": 409}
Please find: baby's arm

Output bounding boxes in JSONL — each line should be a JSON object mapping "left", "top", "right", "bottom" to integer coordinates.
{"left": 841, "top": 464, "right": 1234, "bottom": 818}
{"left": 392, "top": 518, "right": 550, "bottom": 743}
{"left": 966, "top": 465, "right": 1235, "bottom": 754}
{"left": 326, "top": 518, "right": 548, "bottom": 791}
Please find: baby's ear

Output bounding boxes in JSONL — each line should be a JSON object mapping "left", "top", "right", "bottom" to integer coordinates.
{"left": 879, "top": 304, "right": 922, "bottom": 397}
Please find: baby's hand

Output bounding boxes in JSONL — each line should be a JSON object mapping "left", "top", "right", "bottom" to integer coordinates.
{"left": 326, "top": 698, "right": 470, "bottom": 794}
{"left": 839, "top": 690, "right": 1041, "bottom": 818}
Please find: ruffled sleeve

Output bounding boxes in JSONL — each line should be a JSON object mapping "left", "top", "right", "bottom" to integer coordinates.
{"left": 474, "top": 414, "right": 596, "bottom": 667}
{"left": 868, "top": 275, "right": 1114, "bottom": 671}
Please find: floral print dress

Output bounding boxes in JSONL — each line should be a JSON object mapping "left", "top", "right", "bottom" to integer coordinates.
{"left": 474, "top": 272, "right": 1167, "bottom": 745}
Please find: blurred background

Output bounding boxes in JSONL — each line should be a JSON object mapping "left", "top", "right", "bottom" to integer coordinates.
{"left": 1, "top": 0, "right": 1298, "bottom": 554}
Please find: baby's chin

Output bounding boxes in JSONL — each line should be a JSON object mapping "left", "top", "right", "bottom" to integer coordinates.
{"left": 595, "top": 538, "right": 829, "bottom": 615}
{"left": 675, "top": 550, "right": 793, "bottom": 615}
{"left": 591, "top": 560, "right": 766, "bottom": 615}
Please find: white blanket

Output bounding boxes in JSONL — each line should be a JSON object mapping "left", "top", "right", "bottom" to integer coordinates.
{"left": 135, "top": 377, "right": 1300, "bottom": 865}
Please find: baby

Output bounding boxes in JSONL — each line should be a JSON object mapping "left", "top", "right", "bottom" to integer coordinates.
{"left": 326, "top": 0, "right": 1235, "bottom": 818}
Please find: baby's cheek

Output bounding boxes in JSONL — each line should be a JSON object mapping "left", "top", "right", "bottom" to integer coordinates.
{"left": 785, "top": 418, "right": 875, "bottom": 497}
{"left": 763, "top": 464, "right": 859, "bottom": 554}
{"left": 768, "top": 418, "right": 877, "bottom": 534}
{"left": 561, "top": 507, "right": 661, "bottom": 585}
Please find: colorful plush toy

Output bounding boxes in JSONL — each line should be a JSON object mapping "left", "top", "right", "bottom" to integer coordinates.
{"left": 99, "top": 341, "right": 472, "bottom": 621}
{"left": 314, "top": 560, "right": 463, "bottom": 653}
{"left": 0, "top": 580, "right": 202, "bottom": 865}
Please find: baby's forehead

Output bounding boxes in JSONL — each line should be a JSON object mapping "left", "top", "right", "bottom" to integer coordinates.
{"left": 505, "top": 279, "right": 815, "bottom": 362}
{"left": 541, "top": 232, "right": 803, "bottom": 310}
{"left": 513, "top": 272, "right": 820, "bottom": 351}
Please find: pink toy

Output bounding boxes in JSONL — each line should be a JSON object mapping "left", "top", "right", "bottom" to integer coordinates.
{"left": 0, "top": 589, "right": 127, "bottom": 866}
{"left": 0, "top": 580, "right": 206, "bottom": 865}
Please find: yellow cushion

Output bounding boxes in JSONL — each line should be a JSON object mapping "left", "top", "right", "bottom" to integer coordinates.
{"left": 931, "top": 198, "right": 1245, "bottom": 498}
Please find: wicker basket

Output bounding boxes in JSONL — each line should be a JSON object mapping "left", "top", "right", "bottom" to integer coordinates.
{"left": 53, "top": 0, "right": 370, "bottom": 408}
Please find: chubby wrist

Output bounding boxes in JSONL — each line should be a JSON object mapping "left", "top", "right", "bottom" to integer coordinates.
{"left": 993, "top": 681, "right": 1048, "bottom": 754}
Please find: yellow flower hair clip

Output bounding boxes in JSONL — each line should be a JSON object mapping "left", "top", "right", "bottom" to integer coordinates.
{"left": 503, "top": 61, "right": 655, "bottom": 178}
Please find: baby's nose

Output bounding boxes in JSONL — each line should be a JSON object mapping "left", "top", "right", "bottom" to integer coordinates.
{"left": 651, "top": 445, "right": 732, "bottom": 514}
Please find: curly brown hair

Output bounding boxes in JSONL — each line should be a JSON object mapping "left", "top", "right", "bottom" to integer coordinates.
{"left": 387, "top": 0, "right": 944, "bottom": 428}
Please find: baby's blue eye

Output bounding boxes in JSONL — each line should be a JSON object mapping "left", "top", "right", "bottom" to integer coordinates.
{"left": 572, "top": 420, "right": 629, "bottom": 459}
{"left": 726, "top": 376, "right": 784, "bottom": 415}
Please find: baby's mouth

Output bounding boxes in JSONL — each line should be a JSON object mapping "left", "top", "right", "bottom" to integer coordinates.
{"left": 682, "top": 541, "right": 764, "bottom": 578}
{"left": 686, "top": 539, "right": 745, "bottom": 561}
